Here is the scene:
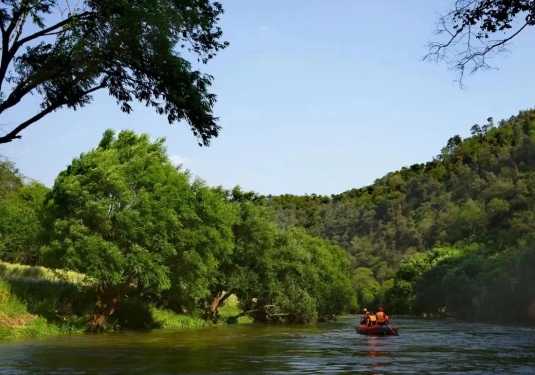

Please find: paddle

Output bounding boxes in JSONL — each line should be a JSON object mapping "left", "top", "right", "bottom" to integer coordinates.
{"left": 385, "top": 322, "right": 398, "bottom": 336}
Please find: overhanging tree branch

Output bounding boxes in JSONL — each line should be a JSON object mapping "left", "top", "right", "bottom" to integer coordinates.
{"left": 0, "top": 10, "right": 94, "bottom": 87}
{"left": 0, "top": 70, "right": 62, "bottom": 114}
{"left": 0, "top": 82, "right": 106, "bottom": 144}
{"left": 423, "top": 0, "right": 535, "bottom": 87}
{"left": 15, "top": 11, "right": 93, "bottom": 49}
{"left": 0, "top": 0, "right": 229, "bottom": 147}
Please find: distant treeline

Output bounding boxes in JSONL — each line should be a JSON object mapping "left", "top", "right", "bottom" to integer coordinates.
{"left": 266, "top": 110, "right": 535, "bottom": 324}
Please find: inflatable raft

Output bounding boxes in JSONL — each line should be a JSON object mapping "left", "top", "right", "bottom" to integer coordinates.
{"left": 355, "top": 323, "right": 399, "bottom": 336}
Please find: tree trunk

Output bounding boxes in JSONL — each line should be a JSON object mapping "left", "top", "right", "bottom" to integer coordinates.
{"left": 204, "top": 290, "right": 235, "bottom": 320}
{"left": 89, "top": 284, "right": 119, "bottom": 332}
{"left": 205, "top": 294, "right": 220, "bottom": 320}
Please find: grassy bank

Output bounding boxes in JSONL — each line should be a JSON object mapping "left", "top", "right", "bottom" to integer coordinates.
{"left": 0, "top": 261, "right": 89, "bottom": 284}
{"left": 0, "top": 277, "right": 88, "bottom": 339}
{"left": 0, "top": 262, "right": 251, "bottom": 340}
{"left": 219, "top": 295, "right": 254, "bottom": 325}
{"left": 0, "top": 261, "right": 92, "bottom": 339}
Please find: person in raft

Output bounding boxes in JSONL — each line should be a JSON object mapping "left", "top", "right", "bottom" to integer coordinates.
{"left": 360, "top": 308, "right": 371, "bottom": 325}
{"left": 375, "top": 306, "right": 389, "bottom": 325}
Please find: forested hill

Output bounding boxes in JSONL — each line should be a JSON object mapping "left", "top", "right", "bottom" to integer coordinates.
{"left": 265, "top": 109, "right": 535, "bottom": 323}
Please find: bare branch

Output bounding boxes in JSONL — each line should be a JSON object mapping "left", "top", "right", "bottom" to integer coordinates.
{"left": 423, "top": 0, "right": 535, "bottom": 87}
{"left": 0, "top": 3, "right": 28, "bottom": 83}
{"left": 12, "top": 11, "right": 29, "bottom": 46}
{"left": 4, "top": 3, "right": 29, "bottom": 41}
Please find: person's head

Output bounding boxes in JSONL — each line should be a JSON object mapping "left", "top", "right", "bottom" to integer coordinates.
{"left": 362, "top": 308, "right": 367, "bottom": 313}
{"left": 377, "top": 306, "right": 384, "bottom": 312}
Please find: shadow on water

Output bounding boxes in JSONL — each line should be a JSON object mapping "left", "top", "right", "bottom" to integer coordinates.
{"left": 0, "top": 318, "right": 534, "bottom": 374}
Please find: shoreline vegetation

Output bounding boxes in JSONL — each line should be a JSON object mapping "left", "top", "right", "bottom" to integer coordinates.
{"left": 0, "top": 261, "right": 253, "bottom": 340}
{"left": 0, "top": 260, "right": 531, "bottom": 341}
{"left": 0, "top": 130, "right": 357, "bottom": 338}
{"left": 1, "top": 0, "right": 535, "bottom": 343}
{"left": 2, "top": 110, "right": 535, "bottom": 341}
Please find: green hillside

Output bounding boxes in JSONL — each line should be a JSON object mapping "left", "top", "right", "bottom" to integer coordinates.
{"left": 2, "top": 109, "right": 535, "bottom": 337}
{"left": 266, "top": 109, "right": 535, "bottom": 323}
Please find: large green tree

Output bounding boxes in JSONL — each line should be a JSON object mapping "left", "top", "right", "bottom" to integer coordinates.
{"left": 0, "top": 180, "right": 49, "bottom": 264}
{"left": 0, "top": 160, "right": 50, "bottom": 265}
{"left": 0, "top": 160, "right": 23, "bottom": 198}
{"left": 42, "top": 129, "right": 194, "bottom": 331}
{"left": 351, "top": 267, "right": 380, "bottom": 309}
{"left": 200, "top": 186, "right": 275, "bottom": 320}
{"left": 0, "top": 0, "right": 228, "bottom": 145}
{"left": 246, "top": 227, "right": 356, "bottom": 323}
{"left": 162, "top": 181, "right": 238, "bottom": 318}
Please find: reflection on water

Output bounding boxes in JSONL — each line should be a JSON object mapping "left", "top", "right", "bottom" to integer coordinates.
{"left": 0, "top": 318, "right": 534, "bottom": 374}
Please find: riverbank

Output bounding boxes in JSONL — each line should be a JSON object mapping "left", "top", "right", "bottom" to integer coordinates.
{"left": 0, "top": 262, "right": 252, "bottom": 340}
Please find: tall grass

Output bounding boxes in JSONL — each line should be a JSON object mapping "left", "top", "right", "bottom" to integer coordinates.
{"left": 149, "top": 306, "right": 208, "bottom": 329}
{"left": 219, "top": 294, "right": 253, "bottom": 324}
{"left": 0, "top": 262, "right": 253, "bottom": 340}
{"left": 0, "top": 261, "right": 90, "bottom": 284}
{"left": 0, "top": 261, "right": 93, "bottom": 339}
{"left": 0, "top": 279, "right": 89, "bottom": 339}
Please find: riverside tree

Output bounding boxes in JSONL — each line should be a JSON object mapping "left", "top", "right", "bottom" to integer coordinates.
{"left": 0, "top": 161, "right": 50, "bottom": 264}
{"left": 237, "top": 227, "right": 356, "bottom": 323}
{"left": 163, "top": 181, "right": 238, "bottom": 318}
{"left": 0, "top": 0, "right": 228, "bottom": 145}
{"left": 424, "top": 0, "right": 535, "bottom": 85}
{"left": 42, "top": 129, "right": 196, "bottom": 331}
{"left": 202, "top": 187, "right": 279, "bottom": 320}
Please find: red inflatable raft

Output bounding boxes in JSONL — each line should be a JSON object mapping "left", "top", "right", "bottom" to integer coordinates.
{"left": 355, "top": 323, "right": 399, "bottom": 336}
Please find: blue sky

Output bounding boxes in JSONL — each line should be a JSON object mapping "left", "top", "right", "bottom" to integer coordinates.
{"left": 2, "top": 0, "right": 535, "bottom": 196}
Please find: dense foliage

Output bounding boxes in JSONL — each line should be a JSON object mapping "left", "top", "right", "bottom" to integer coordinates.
{"left": 0, "top": 130, "right": 356, "bottom": 332}
{"left": 0, "top": 0, "right": 228, "bottom": 145}
{"left": 267, "top": 110, "right": 535, "bottom": 324}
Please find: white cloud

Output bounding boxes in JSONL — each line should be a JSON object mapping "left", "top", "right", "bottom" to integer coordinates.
{"left": 169, "top": 155, "right": 190, "bottom": 166}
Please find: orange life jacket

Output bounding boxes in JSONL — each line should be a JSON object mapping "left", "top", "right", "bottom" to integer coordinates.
{"left": 376, "top": 311, "right": 386, "bottom": 323}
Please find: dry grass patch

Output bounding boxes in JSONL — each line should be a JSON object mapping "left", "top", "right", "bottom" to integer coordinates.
{"left": 0, "top": 261, "right": 90, "bottom": 285}
{"left": 0, "top": 312, "right": 38, "bottom": 328}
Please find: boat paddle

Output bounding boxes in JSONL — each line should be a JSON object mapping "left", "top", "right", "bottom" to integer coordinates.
{"left": 385, "top": 322, "right": 398, "bottom": 336}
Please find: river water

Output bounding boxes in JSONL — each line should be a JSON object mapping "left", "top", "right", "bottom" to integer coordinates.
{"left": 0, "top": 318, "right": 534, "bottom": 374}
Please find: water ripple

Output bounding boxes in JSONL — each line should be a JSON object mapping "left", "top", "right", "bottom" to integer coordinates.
{"left": 0, "top": 318, "right": 534, "bottom": 374}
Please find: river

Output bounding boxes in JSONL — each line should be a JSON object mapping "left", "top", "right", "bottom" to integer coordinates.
{"left": 0, "top": 318, "right": 534, "bottom": 374}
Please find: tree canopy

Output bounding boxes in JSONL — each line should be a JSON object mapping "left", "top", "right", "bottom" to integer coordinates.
{"left": 42, "top": 129, "right": 195, "bottom": 330}
{"left": 0, "top": 129, "right": 357, "bottom": 331}
{"left": 0, "top": 0, "right": 228, "bottom": 145}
